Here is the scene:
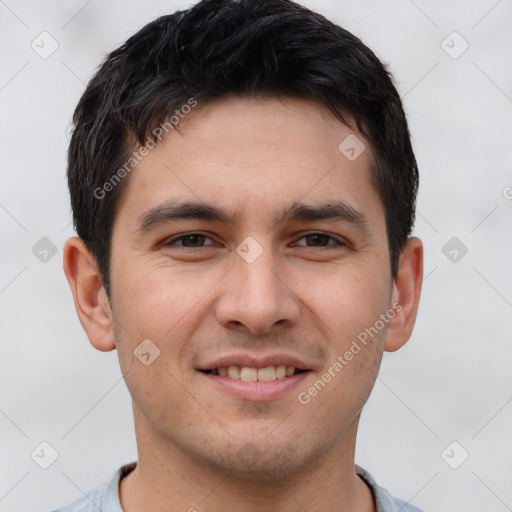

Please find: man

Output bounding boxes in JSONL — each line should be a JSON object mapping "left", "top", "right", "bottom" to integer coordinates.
{"left": 57, "top": 0, "right": 424, "bottom": 510}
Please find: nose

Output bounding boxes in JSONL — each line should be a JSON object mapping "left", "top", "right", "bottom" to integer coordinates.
{"left": 214, "top": 249, "right": 301, "bottom": 334}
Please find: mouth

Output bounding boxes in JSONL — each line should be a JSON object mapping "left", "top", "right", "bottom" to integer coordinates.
{"left": 200, "top": 365, "right": 309, "bottom": 382}
{"left": 196, "top": 356, "right": 313, "bottom": 401}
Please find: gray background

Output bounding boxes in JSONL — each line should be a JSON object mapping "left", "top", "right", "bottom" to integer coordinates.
{"left": 1, "top": 0, "right": 511, "bottom": 510}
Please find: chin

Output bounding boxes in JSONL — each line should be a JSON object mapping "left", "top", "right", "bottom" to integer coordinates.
{"left": 197, "top": 437, "right": 329, "bottom": 481}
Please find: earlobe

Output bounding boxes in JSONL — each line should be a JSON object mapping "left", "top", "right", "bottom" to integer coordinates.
{"left": 63, "top": 237, "right": 116, "bottom": 352}
{"left": 384, "top": 237, "right": 423, "bottom": 352}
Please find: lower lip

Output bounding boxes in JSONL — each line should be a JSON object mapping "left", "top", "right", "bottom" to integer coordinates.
{"left": 198, "top": 371, "right": 311, "bottom": 401}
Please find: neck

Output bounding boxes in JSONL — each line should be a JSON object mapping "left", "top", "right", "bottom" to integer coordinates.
{"left": 120, "top": 409, "right": 375, "bottom": 512}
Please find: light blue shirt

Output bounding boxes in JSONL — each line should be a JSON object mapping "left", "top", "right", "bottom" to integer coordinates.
{"left": 51, "top": 462, "right": 425, "bottom": 511}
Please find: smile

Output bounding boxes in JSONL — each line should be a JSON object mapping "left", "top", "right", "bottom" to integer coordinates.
{"left": 198, "top": 360, "right": 312, "bottom": 400}
{"left": 201, "top": 365, "right": 307, "bottom": 382}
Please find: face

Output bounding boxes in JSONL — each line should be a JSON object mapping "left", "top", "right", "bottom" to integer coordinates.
{"left": 107, "top": 96, "right": 396, "bottom": 479}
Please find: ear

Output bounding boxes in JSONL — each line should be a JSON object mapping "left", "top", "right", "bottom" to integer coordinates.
{"left": 63, "top": 236, "right": 116, "bottom": 352}
{"left": 384, "top": 237, "right": 423, "bottom": 352}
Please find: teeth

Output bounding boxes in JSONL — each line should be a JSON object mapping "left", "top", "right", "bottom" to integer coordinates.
{"left": 240, "top": 367, "right": 258, "bottom": 382}
{"left": 228, "top": 365, "right": 240, "bottom": 379}
{"left": 213, "top": 365, "right": 298, "bottom": 381}
{"left": 276, "top": 365, "right": 287, "bottom": 379}
{"left": 257, "top": 366, "right": 276, "bottom": 381}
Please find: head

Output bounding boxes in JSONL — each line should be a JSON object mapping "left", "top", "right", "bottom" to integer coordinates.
{"left": 64, "top": 0, "right": 422, "bottom": 480}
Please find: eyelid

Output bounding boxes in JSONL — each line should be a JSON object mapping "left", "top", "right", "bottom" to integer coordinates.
{"left": 164, "top": 232, "right": 217, "bottom": 246}
{"left": 163, "top": 231, "right": 348, "bottom": 248}
{"left": 292, "top": 231, "right": 347, "bottom": 247}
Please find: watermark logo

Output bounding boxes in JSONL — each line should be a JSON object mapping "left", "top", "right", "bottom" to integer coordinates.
{"left": 31, "top": 441, "right": 59, "bottom": 469}
{"left": 297, "top": 302, "right": 402, "bottom": 405}
{"left": 441, "top": 31, "right": 469, "bottom": 60}
{"left": 134, "top": 339, "right": 161, "bottom": 366}
{"left": 338, "top": 134, "right": 366, "bottom": 161}
{"left": 236, "top": 236, "right": 263, "bottom": 264}
{"left": 442, "top": 236, "right": 468, "bottom": 263}
{"left": 32, "top": 237, "right": 58, "bottom": 263}
{"left": 237, "top": 442, "right": 262, "bottom": 466}
{"left": 94, "top": 97, "right": 198, "bottom": 200}
{"left": 441, "top": 441, "right": 469, "bottom": 469}
{"left": 31, "top": 31, "right": 59, "bottom": 59}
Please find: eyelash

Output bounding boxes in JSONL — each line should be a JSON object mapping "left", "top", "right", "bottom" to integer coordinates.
{"left": 164, "top": 232, "right": 347, "bottom": 249}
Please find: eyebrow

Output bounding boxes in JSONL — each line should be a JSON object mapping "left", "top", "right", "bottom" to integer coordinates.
{"left": 135, "top": 199, "right": 372, "bottom": 235}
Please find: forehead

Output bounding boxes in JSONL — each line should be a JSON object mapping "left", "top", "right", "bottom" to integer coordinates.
{"left": 114, "top": 96, "right": 383, "bottom": 230}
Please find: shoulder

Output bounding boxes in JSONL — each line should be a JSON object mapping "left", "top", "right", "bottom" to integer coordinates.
{"left": 355, "top": 465, "right": 426, "bottom": 512}
{"left": 49, "top": 463, "right": 136, "bottom": 512}
{"left": 49, "top": 485, "right": 105, "bottom": 512}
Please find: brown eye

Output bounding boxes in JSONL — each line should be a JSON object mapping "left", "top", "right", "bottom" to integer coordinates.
{"left": 166, "top": 233, "right": 214, "bottom": 247}
{"left": 294, "top": 232, "right": 345, "bottom": 247}
{"left": 180, "top": 235, "right": 207, "bottom": 247}
{"left": 305, "top": 234, "right": 331, "bottom": 246}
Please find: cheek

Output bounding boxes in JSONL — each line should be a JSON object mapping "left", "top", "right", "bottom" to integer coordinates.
{"left": 300, "top": 262, "right": 391, "bottom": 341}
{"left": 293, "top": 319, "right": 384, "bottom": 446}
{"left": 109, "top": 262, "right": 230, "bottom": 376}
{"left": 294, "top": 262, "right": 389, "bottom": 405}
{"left": 111, "top": 263, "right": 208, "bottom": 333}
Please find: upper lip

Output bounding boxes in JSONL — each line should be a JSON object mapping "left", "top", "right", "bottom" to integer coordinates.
{"left": 197, "top": 353, "right": 313, "bottom": 371}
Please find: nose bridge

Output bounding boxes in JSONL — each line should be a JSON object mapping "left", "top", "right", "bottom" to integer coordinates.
{"left": 216, "top": 242, "right": 299, "bottom": 333}
{"left": 241, "top": 250, "right": 281, "bottom": 303}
